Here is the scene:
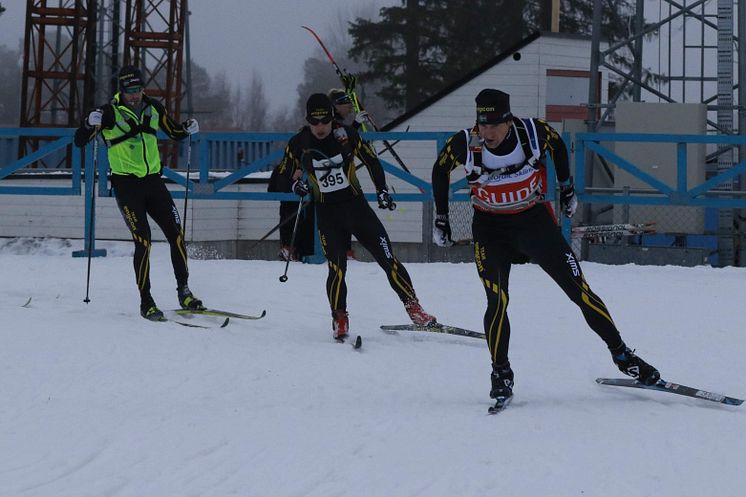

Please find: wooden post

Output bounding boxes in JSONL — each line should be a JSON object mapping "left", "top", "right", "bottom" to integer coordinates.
{"left": 551, "top": 0, "right": 560, "bottom": 32}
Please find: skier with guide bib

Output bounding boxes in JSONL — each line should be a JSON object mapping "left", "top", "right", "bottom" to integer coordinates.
{"left": 431, "top": 89, "right": 660, "bottom": 409}
{"left": 74, "top": 65, "right": 204, "bottom": 321}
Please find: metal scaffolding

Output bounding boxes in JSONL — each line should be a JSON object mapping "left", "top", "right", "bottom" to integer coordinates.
{"left": 122, "top": 0, "right": 187, "bottom": 124}
{"left": 587, "top": 0, "right": 745, "bottom": 265}
{"left": 19, "top": 0, "right": 96, "bottom": 167}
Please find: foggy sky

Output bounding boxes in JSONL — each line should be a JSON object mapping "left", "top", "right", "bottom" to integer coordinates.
{"left": 0, "top": 1, "right": 706, "bottom": 113}
{"left": 0, "top": 0, "right": 391, "bottom": 114}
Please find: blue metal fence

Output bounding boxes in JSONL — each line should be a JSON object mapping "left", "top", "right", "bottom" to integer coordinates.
{"left": 575, "top": 133, "right": 746, "bottom": 208}
{"left": 2, "top": 128, "right": 746, "bottom": 264}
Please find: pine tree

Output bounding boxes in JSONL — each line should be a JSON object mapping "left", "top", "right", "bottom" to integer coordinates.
{"left": 349, "top": 0, "right": 526, "bottom": 111}
{"left": 348, "top": 0, "right": 649, "bottom": 112}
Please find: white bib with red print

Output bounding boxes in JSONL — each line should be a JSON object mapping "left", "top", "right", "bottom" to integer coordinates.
{"left": 463, "top": 121, "right": 544, "bottom": 213}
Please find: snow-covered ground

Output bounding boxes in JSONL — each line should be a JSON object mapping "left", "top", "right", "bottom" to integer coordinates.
{"left": 1, "top": 238, "right": 744, "bottom": 497}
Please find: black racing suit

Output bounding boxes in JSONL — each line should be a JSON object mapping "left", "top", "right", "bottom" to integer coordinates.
{"left": 276, "top": 124, "right": 419, "bottom": 313}
{"left": 432, "top": 118, "right": 624, "bottom": 367}
{"left": 74, "top": 95, "right": 192, "bottom": 299}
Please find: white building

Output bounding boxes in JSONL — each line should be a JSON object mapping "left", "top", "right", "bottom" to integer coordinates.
{"left": 367, "top": 31, "right": 609, "bottom": 246}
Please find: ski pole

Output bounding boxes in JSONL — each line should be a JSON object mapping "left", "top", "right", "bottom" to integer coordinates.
{"left": 359, "top": 110, "right": 412, "bottom": 174}
{"left": 83, "top": 132, "right": 99, "bottom": 303}
{"left": 301, "top": 25, "right": 413, "bottom": 175}
{"left": 181, "top": 134, "right": 192, "bottom": 235}
{"left": 278, "top": 198, "right": 306, "bottom": 283}
{"left": 246, "top": 200, "right": 309, "bottom": 254}
{"left": 301, "top": 26, "right": 412, "bottom": 174}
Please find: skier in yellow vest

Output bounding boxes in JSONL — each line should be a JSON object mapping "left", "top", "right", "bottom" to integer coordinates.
{"left": 74, "top": 65, "right": 203, "bottom": 321}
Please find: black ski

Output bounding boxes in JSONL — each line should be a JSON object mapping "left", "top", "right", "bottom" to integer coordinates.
{"left": 572, "top": 222, "right": 655, "bottom": 238}
{"left": 488, "top": 396, "right": 513, "bottom": 415}
{"left": 381, "top": 323, "right": 485, "bottom": 339}
{"left": 147, "top": 313, "right": 230, "bottom": 329}
{"left": 173, "top": 308, "right": 266, "bottom": 320}
{"left": 170, "top": 317, "right": 230, "bottom": 329}
{"left": 21, "top": 297, "right": 32, "bottom": 308}
{"left": 596, "top": 378, "right": 743, "bottom": 406}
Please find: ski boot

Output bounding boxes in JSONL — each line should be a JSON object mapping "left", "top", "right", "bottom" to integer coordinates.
{"left": 488, "top": 361, "right": 514, "bottom": 413}
{"left": 490, "top": 361, "right": 514, "bottom": 400}
{"left": 140, "top": 293, "right": 165, "bottom": 321}
{"left": 404, "top": 299, "right": 437, "bottom": 327}
{"left": 610, "top": 343, "right": 660, "bottom": 386}
{"left": 177, "top": 285, "right": 206, "bottom": 311}
{"left": 332, "top": 309, "right": 349, "bottom": 341}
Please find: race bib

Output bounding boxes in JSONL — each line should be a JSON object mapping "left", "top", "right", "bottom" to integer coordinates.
{"left": 313, "top": 154, "right": 350, "bottom": 193}
{"left": 471, "top": 165, "right": 544, "bottom": 210}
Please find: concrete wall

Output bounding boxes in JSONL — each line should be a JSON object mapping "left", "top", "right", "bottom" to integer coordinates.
{"left": 0, "top": 178, "right": 424, "bottom": 258}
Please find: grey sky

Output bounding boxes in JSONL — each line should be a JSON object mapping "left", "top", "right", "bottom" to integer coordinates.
{"left": 0, "top": 0, "right": 392, "bottom": 113}
{"left": 187, "top": 0, "right": 391, "bottom": 113}
{"left": 0, "top": 1, "right": 710, "bottom": 111}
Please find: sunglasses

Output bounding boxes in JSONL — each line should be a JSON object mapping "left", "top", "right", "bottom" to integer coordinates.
{"left": 307, "top": 116, "right": 333, "bottom": 125}
{"left": 122, "top": 86, "right": 143, "bottom": 94}
{"left": 334, "top": 95, "right": 352, "bottom": 105}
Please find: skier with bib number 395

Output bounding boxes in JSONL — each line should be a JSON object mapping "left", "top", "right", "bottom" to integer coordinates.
{"left": 431, "top": 89, "right": 660, "bottom": 411}
{"left": 276, "top": 93, "right": 436, "bottom": 341}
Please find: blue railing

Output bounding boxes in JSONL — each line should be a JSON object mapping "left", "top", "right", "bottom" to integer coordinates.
{"left": 575, "top": 132, "right": 746, "bottom": 207}
{"left": 0, "top": 129, "right": 455, "bottom": 257}
{"left": 2, "top": 128, "right": 746, "bottom": 263}
{"left": 158, "top": 131, "right": 453, "bottom": 203}
{"left": 573, "top": 132, "right": 746, "bottom": 265}
{"left": 0, "top": 128, "right": 82, "bottom": 195}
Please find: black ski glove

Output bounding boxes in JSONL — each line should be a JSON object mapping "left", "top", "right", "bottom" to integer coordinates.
{"left": 559, "top": 178, "right": 578, "bottom": 218}
{"left": 377, "top": 188, "right": 396, "bottom": 210}
{"left": 292, "top": 179, "right": 310, "bottom": 197}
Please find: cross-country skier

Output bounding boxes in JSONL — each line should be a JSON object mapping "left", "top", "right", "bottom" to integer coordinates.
{"left": 431, "top": 88, "right": 660, "bottom": 407}
{"left": 74, "top": 65, "right": 204, "bottom": 321}
{"left": 277, "top": 93, "right": 436, "bottom": 340}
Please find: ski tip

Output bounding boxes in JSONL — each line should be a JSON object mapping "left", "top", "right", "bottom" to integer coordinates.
{"left": 220, "top": 317, "right": 230, "bottom": 328}
{"left": 353, "top": 335, "right": 362, "bottom": 350}
{"left": 21, "top": 297, "right": 32, "bottom": 308}
{"left": 595, "top": 377, "right": 626, "bottom": 385}
{"left": 259, "top": 309, "right": 267, "bottom": 318}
